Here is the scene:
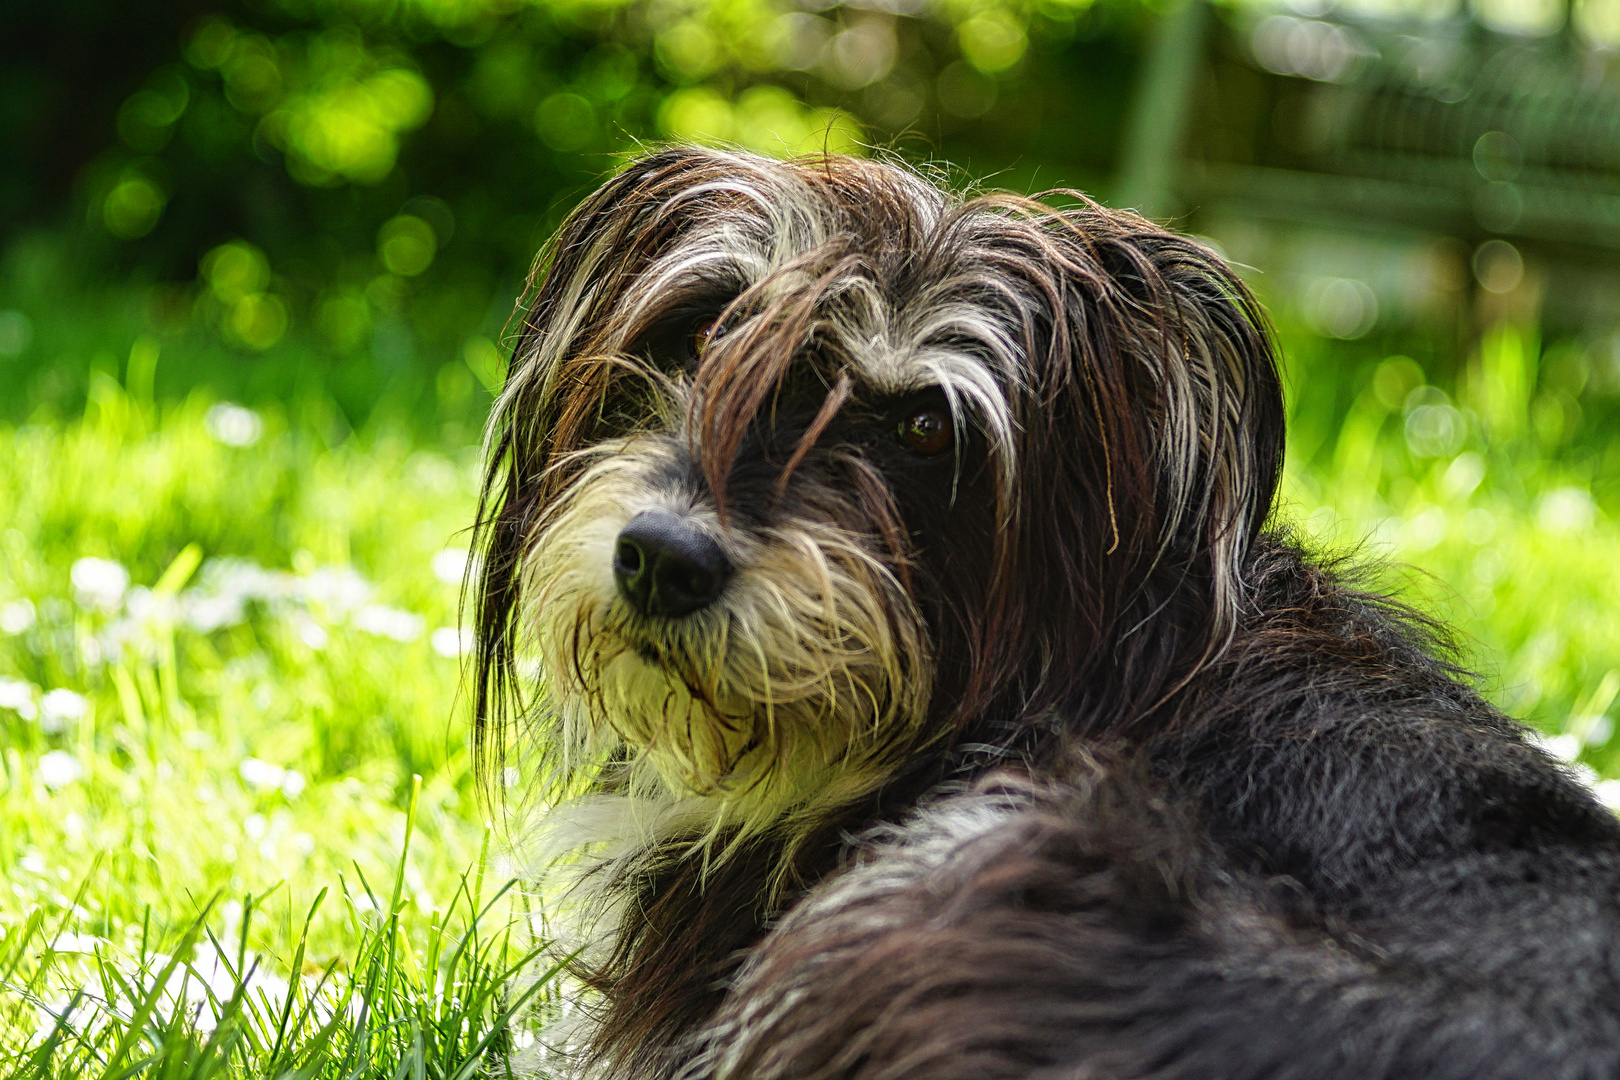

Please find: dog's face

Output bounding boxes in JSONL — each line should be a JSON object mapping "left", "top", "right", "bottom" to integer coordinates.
{"left": 474, "top": 148, "right": 1285, "bottom": 840}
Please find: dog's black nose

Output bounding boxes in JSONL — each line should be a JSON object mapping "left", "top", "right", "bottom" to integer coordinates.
{"left": 613, "top": 509, "right": 731, "bottom": 618}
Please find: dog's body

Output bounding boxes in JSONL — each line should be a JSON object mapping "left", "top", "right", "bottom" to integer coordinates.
{"left": 473, "top": 148, "right": 1620, "bottom": 1080}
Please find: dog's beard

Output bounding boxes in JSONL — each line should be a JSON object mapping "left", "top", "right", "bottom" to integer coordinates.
{"left": 521, "top": 438, "right": 933, "bottom": 844}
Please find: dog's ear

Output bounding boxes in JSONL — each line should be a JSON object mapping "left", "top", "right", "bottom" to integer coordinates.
{"left": 1071, "top": 215, "right": 1287, "bottom": 600}
{"left": 971, "top": 197, "right": 1285, "bottom": 722}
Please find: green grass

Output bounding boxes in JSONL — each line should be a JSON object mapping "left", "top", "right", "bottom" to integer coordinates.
{"left": 0, "top": 376, "right": 557, "bottom": 1075}
{"left": 1, "top": 787, "right": 556, "bottom": 1079}
{"left": 3, "top": 321, "right": 1620, "bottom": 1074}
{"left": 1280, "top": 326, "right": 1620, "bottom": 784}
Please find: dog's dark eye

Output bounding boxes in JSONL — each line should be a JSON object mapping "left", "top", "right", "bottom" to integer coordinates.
{"left": 690, "top": 317, "right": 719, "bottom": 361}
{"left": 896, "top": 407, "right": 953, "bottom": 456}
{"left": 636, "top": 307, "right": 728, "bottom": 371}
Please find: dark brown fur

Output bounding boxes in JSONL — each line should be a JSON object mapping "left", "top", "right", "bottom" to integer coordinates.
{"left": 471, "top": 149, "right": 1620, "bottom": 1080}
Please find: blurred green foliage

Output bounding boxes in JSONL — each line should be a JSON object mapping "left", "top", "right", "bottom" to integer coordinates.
{"left": 0, "top": 0, "right": 1147, "bottom": 431}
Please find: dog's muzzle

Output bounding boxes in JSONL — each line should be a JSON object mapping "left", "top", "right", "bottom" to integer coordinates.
{"left": 612, "top": 508, "right": 732, "bottom": 619}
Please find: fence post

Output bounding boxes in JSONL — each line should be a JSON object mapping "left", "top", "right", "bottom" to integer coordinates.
{"left": 1115, "top": 0, "right": 1209, "bottom": 221}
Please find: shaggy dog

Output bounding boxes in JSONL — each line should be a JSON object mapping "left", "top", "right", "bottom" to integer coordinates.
{"left": 470, "top": 147, "right": 1620, "bottom": 1080}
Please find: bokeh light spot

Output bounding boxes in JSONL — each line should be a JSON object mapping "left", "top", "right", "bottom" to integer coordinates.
{"left": 535, "top": 93, "right": 598, "bottom": 151}
{"left": 657, "top": 22, "right": 723, "bottom": 80}
{"left": 228, "top": 295, "right": 289, "bottom": 351}
{"left": 825, "top": 21, "right": 897, "bottom": 88}
{"left": 1304, "top": 277, "right": 1378, "bottom": 339}
{"left": 202, "top": 243, "right": 272, "bottom": 303}
{"left": 378, "top": 215, "right": 437, "bottom": 277}
{"left": 1474, "top": 240, "right": 1524, "bottom": 294}
{"left": 278, "top": 69, "right": 433, "bottom": 186}
{"left": 659, "top": 87, "right": 734, "bottom": 145}
{"left": 102, "top": 177, "right": 167, "bottom": 240}
{"left": 1473, "top": 131, "right": 1522, "bottom": 181}
{"left": 224, "top": 45, "right": 284, "bottom": 113}
{"left": 117, "top": 73, "right": 191, "bottom": 153}
{"left": 1373, "top": 356, "right": 1426, "bottom": 410}
{"left": 1575, "top": 0, "right": 1620, "bottom": 43}
{"left": 1471, "top": 0, "right": 1565, "bottom": 35}
{"left": 186, "top": 18, "right": 236, "bottom": 69}
{"left": 957, "top": 10, "right": 1027, "bottom": 73}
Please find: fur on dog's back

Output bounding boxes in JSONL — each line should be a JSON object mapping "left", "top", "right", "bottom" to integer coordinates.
{"left": 682, "top": 537, "right": 1620, "bottom": 1080}
{"left": 471, "top": 148, "right": 1620, "bottom": 1079}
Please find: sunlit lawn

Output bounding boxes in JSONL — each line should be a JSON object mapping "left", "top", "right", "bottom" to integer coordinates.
{"left": 1282, "top": 326, "right": 1620, "bottom": 783}
{"left": 3, "top": 321, "right": 1620, "bottom": 1074}
{"left": 0, "top": 376, "right": 552, "bottom": 1076}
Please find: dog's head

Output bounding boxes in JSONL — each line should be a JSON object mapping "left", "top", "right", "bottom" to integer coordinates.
{"left": 472, "top": 148, "right": 1284, "bottom": 844}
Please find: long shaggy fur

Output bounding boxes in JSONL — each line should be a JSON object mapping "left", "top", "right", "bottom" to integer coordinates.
{"left": 472, "top": 147, "right": 1620, "bottom": 1080}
